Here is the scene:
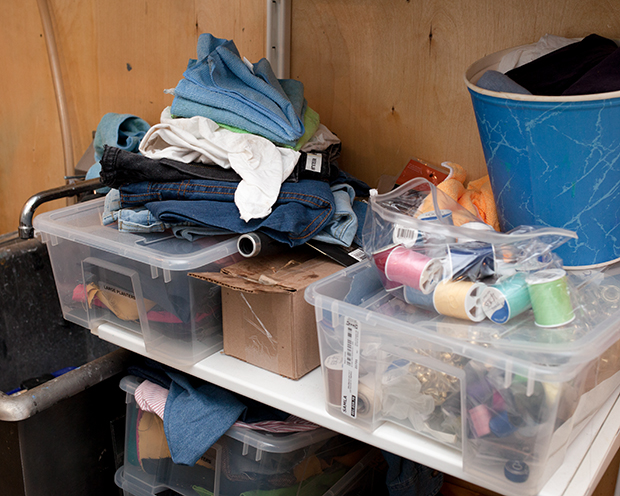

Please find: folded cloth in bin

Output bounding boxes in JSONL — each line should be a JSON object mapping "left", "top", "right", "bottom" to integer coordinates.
{"left": 128, "top": 359, "right": 297, "bottom": 466}
{"left": 505, "top": 33, "right": 619, "bottom": 96}
{"left": 171, "top": 33, "right": 306, "bottom": 147}
{"left": 164, "top": 371, "right": 247, "bottom": 466}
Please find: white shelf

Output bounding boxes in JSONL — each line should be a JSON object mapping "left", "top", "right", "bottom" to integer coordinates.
{"left": 97, "top": 322, "right": 620, "bottom": 496}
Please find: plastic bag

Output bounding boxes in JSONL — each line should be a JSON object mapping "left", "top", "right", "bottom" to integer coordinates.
{"left": 363, "top": 178, "right": 579, "bottom": 325}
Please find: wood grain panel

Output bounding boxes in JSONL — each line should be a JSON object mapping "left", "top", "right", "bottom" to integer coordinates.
{"left": 1, "top": 0, "right": 67, "bottom": 234}
{"left": 292, "top": 0, "right": 620, "bottom": 188}
{"left": 1, "top": 0, "right": 266, "bottom": 235}
{"left": 2, "top": 0, "right": 619, "bottom": 234}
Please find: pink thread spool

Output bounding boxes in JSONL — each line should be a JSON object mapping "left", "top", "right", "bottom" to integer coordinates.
{"left": 372, "top": 246, "right": 404, "bottom": 291}
{"left": 382, "top": 246, "right": 443, "bottom": 294}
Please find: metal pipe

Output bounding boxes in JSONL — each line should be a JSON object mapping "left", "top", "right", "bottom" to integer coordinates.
{"left": 0, "top": 348, "right": 132, "bottom": 422}
{"left": 36, "top": 0, "right": 75, "bottom": 181}
{"left": 18, "top": 178, "right": 103, "bottom": 239}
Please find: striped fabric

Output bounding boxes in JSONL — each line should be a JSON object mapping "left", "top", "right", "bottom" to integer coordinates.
{"left": 134, "top": 380, "right": 169, "bottom": 420}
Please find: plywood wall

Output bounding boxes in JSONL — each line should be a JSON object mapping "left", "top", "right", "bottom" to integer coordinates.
{"left": 2, "top": 0, "right": 619, "bottom": 234}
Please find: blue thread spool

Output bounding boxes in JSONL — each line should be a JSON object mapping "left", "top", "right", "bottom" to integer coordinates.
{"left": 418, "top": 209, "right": 456, "bottom": 244}
{"left": 526, "top": 269, "right": 575, "bottom": 328}
{"left": 403, "top": 285, "right": 436, "bottom": 311}
{"left": 481, "top": 273, "right": 531, "bottom": 324}
{"left": 447, "top": 242, "right": 495, "bottom": 280}
{"left": 504, "top": 460, "right": 530, "bottom": 483}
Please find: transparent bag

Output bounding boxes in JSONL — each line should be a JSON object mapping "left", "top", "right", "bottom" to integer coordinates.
{"left": 362, "top": 178, "right": 580, "bottom": 326}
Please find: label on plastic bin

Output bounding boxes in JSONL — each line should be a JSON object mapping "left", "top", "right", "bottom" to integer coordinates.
{"left": 341, "top": 316, "right": 361, "bottom": 418}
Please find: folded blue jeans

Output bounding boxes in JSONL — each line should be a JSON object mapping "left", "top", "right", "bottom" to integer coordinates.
{"left": 119, "top": 179, "right": 335, "bottom": 247}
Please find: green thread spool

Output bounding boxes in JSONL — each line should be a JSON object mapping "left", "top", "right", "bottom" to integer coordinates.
{"left": 526, "top": 269, "right": 575, "bottom": 328}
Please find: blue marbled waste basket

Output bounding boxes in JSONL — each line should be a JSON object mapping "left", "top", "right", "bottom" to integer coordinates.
{"left": 465, "top": 45, "right": 620, "bottom": 268}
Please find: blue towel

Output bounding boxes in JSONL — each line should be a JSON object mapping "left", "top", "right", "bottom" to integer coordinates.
{"left": 93, "top": 113, "right": 150, "bottom": 161}
{"left": 171, "top": 33, "right": 306, "bottom": 146}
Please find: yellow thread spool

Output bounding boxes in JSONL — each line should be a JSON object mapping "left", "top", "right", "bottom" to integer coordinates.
{"left": 433, "top": 280, "right": 486, "bottom": 322}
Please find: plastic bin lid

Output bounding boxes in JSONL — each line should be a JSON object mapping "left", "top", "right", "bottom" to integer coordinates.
{"left": 33, "top": 197, "right": 239, "bottom": 271}
{"left": 120, "top": 376, "right": 336, "bottom": 453}
{"left": 304, "top": 260, "right": 620, "bottom": 379}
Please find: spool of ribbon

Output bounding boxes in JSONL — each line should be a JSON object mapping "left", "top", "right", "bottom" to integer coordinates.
{"left": 526, "top": 269, "right": 575, "bottom": 328}
{"left": 433, "top": 280, "right": 487, "bottom": 322}
{"left": 481, "top": 273, "right": 531, "bottom": 324}
{"left": 376, "top": 245, "right": 443, "bottom": 294}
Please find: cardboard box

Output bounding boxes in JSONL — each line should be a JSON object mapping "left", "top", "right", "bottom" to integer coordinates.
{"left": 191, "top": 247, "right": 342, "bottom": 379}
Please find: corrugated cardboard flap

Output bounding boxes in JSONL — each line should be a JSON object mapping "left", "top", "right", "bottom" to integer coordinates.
{"left": 190, "top": 247, "right": 342, "bottom": 294}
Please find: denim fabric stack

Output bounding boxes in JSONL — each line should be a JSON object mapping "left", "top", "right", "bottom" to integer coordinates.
{"left": 96, "top": 33, "right": 370, "bottom": 249}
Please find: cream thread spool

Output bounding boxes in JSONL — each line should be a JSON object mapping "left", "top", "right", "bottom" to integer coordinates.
{"left": 433, "top": 280, "right": 487, "bottom": 322}
{"left": 526, "top": 269, "right": 575, "bottom": 328}
{"left": 356, "top": 375, "right": 376, "bottom": 419}
{"left": 384, "top": 246, "right": 443, "bottom": 294}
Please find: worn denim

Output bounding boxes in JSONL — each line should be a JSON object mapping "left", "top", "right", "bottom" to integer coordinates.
{"left": 171, "top": 33, "right": 305, "bottom": 146}
{"left": 103, "top": 188, "right": 231, "bottom": 236}
{"left": 86, "top": 113, "right": 150, "bottom": 193}
{"left": 99, "top": 144, "right": 342, "bottom": 189}
{"left": 313, "top": 183, "right": 358, "bottom": 247}
{"left": 119, "top": 179, "right": 335, "bottom": 247}
{"left": 164, "top": 371, "right": 247, "bottom": 466}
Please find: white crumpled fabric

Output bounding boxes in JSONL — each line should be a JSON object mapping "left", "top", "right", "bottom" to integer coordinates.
{"left": 139, "top": 107, "right": 300, "bottom": 222}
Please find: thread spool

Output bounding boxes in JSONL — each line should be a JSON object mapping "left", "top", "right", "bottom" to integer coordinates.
{"left": 324, "top": 353, "right": 344, "bottom": 406}
{"left": 481, "top": 273, "right": 531, "bottom": 324}
{"left": 403, "top": 285, "right": 436, "bottom": 311}
{"left": 457, "top": 221, "right": 494, "bottom": 242}
{"left": 433, "top": 280, "right": 486, "bottom": 322}
{"left": 383, "top": 246, "right": 443, "bottom": 294}
{"left": 469, "top": 404, "right": 492, "bottom": 437}
{"left": 356, "top": 376, "right": 375, "bottom": 419}
{"left": 372, "top": 246, "right": 405, "bottom": 291}
{"left": 447, "top": 242, "right": 495, "bottom": 280}
{"left": 418, "top": 209, "right": 457, "bottom": 244}
{"left": 324, "top": 354, "right": 375, "bottom": 419}
{"left": 526, "top": 269, "right": 575, "bottom": 328}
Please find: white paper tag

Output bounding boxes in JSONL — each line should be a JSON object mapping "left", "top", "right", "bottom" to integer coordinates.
{"left": 341, "top": 316, "right": 361, "bottom": 418}
{"left": 482, "top": 287, "right": 504, "bottom": 314}
{"left": 392, "top": 224, "right": 418, "bottom": 247}
{"left": 347, "top": 248, "right": 367, "bottom": 262}
{"left": 305, "top": 153, "right": 323, "bottom": 173}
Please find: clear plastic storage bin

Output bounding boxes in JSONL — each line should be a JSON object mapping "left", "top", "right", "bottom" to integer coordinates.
{"left": 33, "top": 198, "right": 242, "bottom": 366}
{"left": 304, "top": 260, "right": 620, "bottom": 496}
{"left": 118, "top": 376, "right": 374, "bottom": 496}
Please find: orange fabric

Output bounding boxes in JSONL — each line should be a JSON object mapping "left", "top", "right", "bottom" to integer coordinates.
{"left": 459, "top": 175, "right": 500, "bottom": 231}
{"left": 444, "top": 161, "right": 467, "bottom": 184}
